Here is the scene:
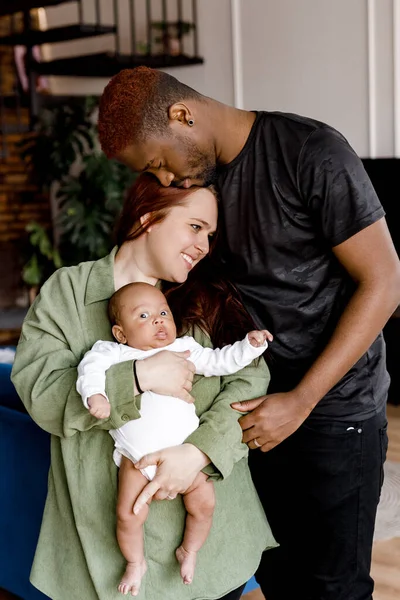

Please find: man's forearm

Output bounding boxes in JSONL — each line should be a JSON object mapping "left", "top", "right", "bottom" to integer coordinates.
{"left": 295, "top": 281, "right": 399, "bottom": 411}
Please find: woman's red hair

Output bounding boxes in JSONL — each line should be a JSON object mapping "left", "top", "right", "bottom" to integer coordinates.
{"left": 115, "top": 172, "right": 205, "bottom": 246}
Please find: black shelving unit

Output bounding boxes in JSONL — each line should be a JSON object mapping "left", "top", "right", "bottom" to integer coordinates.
{"left": 34, "top": 51, "right": 203, "bottom": 78}
{"left": 0, "top": 1, "right": 75, "bottom": 18}
{"left": 0, "top": 24, "right": 117, "bottom": 46}
{"left": 0, "top": 0, "right": 203, "bottom": 126}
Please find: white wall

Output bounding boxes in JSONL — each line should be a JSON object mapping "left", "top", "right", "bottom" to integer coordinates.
{"left": 237, "top": 0, "right": 397, "bottom": 158}
{"left": 240, "top": 0, "right": 369, "bottom": 153}
{"left": 42, "top": 0, "right": 399, "bottom": 158}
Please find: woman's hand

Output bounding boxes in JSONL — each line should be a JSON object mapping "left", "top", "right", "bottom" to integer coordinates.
{"left": 133, "top": 444, "right": 210, "bottom": 514}
{"left": 135, "top": 350, "right": 196, "bottom": 403}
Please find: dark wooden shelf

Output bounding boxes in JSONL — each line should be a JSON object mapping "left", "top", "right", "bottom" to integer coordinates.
{"left": 0, "top": 0, "right": 74, "bottom": 18}
{"left": 33, "top": 52, "right": 204, "bottom": 78}
{"left": 0, "top": 24, "right": 117, "bottom": 47}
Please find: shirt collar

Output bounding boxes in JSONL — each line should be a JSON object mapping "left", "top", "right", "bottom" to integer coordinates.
{"left": 84, "top": 246, "right": 118, "bottom": 305}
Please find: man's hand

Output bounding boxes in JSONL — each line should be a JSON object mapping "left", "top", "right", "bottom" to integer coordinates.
{"left": 87, "top": 393, "right": 110, "bottom": 419}
{"left": 132, "top": 444, "right": 210, "bottom": 514}
{"left": 135, "top": 350, "right": 196, "bottom": 403}
{"left": 231, "top": 391, "right": 312, "bottom": 452}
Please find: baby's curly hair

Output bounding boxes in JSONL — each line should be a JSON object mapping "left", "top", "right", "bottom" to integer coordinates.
{"left": 98, "top": 66, "right": 204, "bottom": 159}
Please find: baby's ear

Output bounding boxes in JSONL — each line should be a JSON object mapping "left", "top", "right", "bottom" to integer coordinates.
{"left": 112, "top": 324, "right": 127, "bottom": 344}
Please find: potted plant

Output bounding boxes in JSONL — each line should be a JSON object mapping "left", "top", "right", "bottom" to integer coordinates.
{"left": 57, "top": 151, "right": 136, "bottom": 264}
{"left": 151, "top": 21, "right": 196, "bottom": 56}
{"left": 19, "top": 96, "right": 136, "bottom": 296}
{"left": 22, "top": 222, "right": 62, "bottom": 303}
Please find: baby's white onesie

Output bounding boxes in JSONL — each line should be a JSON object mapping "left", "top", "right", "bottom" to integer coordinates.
{"left": 77, "top": 335, "right": 267, "bottom": 480}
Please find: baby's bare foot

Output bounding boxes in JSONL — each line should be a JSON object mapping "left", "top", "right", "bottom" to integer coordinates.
{"left": 118, "top": 560, "right": 147, "bottom": 596}
{"left": 175, "top": 545, "right": 198, "bottom": 585}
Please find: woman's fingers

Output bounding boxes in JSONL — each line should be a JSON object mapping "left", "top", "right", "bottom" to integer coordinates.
{"left": 134, "top": 445, "right": 210, "bottom": 510}
{"left": 181, "top": 391, "right": 195, "bottom": 404}
{"left": 135, "top": 451, "right": 158, "bottom": 470}
{"left": 183, "top": 378, "right": 193, "bottom": 392}
{"left": 133, "top": 480, "right": 160, "bottom": 514}
{"left": 136, "top": 351, "right": 195, "bottom": 399}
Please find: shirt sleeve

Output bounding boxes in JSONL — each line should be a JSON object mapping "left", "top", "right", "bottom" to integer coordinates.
{"left": 298, "top": 126, "right": 385, "bottom": 247}
{"left": 187, "top": 335, "right": 268, "bottom": 376}
{"left": 11, "top": 271, "right": 141, "bottom": 438}
{"left": 76, "top": 341, "right": 122, "bottom": 408}
{"left": 184, "top": 330, "right": 270, "bottom": 481}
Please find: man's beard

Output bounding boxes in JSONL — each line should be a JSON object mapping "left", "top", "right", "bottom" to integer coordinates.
{"left": 196, "top": 162, "right": 218, "bottom": 186}
{"left": 173, "top": 139, "right": 218, "bottom": 187}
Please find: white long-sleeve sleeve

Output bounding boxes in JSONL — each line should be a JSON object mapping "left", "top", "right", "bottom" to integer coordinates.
{"left": 76, "top": 341, "right": 124, "bottom": 408}
{"left": 181, "top": 334, "right": 268, "bottom": 377}
{"left": 77, "top": 335, "right": 268, "bottom": 410}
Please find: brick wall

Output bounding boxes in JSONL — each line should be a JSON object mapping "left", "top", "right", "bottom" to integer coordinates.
{"left": 0, "top": 134, "right": 51, "bottom": 308}
{"left": 0, "top": 15, "right": 51, "bottom": 309}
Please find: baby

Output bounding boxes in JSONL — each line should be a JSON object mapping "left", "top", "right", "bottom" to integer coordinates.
{"left": 76, "top": 282, "right": 272, "bottom": 596}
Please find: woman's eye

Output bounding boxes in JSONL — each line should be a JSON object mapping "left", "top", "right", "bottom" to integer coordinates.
{"left": 160, "top": 310, "right": 168, "bottom": 316}
{"left": 191, "top": 224, "right": 201, "bottom": 232}
{"left": 140, "top": 312, "right": 149, "bottom": 319}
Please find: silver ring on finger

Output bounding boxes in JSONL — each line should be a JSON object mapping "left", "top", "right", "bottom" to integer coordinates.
{"left": 253, "top": 438, "right": 262, "bottom": 448}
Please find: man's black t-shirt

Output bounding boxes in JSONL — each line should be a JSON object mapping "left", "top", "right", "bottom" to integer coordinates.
{"left": 217, "top": 111, "right": 389, "bottom": 420}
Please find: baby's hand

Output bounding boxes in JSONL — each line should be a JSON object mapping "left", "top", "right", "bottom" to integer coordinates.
{"left": 88, "top": 394, "right": 110, "bottom": 419}
{"left": 248, "top": 330, "right": 273, "bottom": 348}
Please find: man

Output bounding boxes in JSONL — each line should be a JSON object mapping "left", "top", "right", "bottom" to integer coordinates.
{"left": 97, "top": 66, "right": 400, "bottom": 600}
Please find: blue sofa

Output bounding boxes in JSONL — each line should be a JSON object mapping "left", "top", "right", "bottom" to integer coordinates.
{"left": 0, "top": 359, "right": 50, "bottom": 600}
{"left": 0, "top": 355, "right": 259, "bottom": 599}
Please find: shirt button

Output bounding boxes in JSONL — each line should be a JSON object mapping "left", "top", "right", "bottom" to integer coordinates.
{"left": 122, "top": 414, "right": 129, "bottom": 421}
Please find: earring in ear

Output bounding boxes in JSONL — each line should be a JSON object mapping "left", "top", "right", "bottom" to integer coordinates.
{"left": 188, "top": 119, "right": 194, "bottom": 127}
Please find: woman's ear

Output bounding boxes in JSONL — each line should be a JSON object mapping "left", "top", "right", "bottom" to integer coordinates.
{"left": 112, "top": 324, "right": 127, "bottom": 344}
{"left": 140, "top": 212, "right": 153, "bottom": 232}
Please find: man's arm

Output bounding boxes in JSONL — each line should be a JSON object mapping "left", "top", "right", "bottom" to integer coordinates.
{"left": 234, "top": 218, "right": 400, "bottom": 451}
{"left": 233, "top": 124, "right": 400, "bottom": 451}
{"left": 296, "top": 217, "right": 400, "bottom": 406}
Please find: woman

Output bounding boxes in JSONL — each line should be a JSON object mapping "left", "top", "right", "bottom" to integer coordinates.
{"left": 11, "top": 173, "right": 276, "bottom": 600}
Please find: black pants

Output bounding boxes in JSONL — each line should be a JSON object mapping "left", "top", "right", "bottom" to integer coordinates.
{"left": 217, "top": 584, "right": 246, "bottom": 600}
{"left": 249, "top": 408, "right": 388, "bottom": 600}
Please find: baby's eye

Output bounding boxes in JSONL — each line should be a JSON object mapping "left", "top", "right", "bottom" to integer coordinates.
{"left": 140, "top": 312, "right": 149, "bottom": 319}
{"left": 191, "top": 224, "right": 201, "bottom": 232}
{"left": 160, "top": 310, "right": 168, "bottom": 316}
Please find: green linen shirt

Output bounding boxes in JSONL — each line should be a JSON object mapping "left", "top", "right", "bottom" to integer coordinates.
{"left": 11, "top": 248, "right": 277, "bottom": 600}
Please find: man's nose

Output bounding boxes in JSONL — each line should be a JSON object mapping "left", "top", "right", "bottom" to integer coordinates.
{"left": 153, "top": 169, "right": 174, "bottom": 187}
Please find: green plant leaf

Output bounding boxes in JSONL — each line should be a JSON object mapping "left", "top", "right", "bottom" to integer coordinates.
{"left": 22, "top": 254, "right": 42, "bottom": 287}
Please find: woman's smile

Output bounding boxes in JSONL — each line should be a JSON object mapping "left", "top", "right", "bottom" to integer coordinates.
{"left": 181, "top": 252, "right": 195, "bottom": 269}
